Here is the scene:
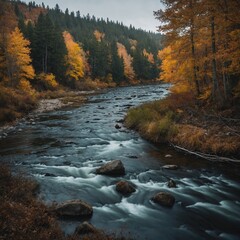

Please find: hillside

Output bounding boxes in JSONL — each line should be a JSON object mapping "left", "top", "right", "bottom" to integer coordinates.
{"left": 0, "top": 0, "right": 163, "bottom": 124}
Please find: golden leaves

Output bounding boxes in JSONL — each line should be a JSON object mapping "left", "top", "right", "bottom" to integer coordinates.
{"left": 117, "top": 42, "right": 135, "bottom": 80}
{"left": 63, "top": 31, "right": 86, "bottom": 81}
{"left": 6, "top": 27, "right": 35, "bottom": 85}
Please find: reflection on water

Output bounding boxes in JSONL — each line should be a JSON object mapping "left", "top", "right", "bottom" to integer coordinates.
{"left": 0, "top": 84, "right": 240, "bottom": 240}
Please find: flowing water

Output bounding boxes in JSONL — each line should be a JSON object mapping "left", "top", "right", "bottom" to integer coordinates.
{"left": 0, "top": 84, "right": 240, "bottom": 240}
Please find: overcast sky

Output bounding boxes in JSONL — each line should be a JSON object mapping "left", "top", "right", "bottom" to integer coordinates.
{"left": 23, "top": 0, "right": 163, "bottom": 32}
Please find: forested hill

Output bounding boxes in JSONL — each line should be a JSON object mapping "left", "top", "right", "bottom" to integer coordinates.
{"left": 2, "top": 0, "right": 162, "bottom": 87}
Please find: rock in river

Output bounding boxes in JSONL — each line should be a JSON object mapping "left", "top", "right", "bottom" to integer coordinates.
{"left": 54, "top": 200, "right": 93, "bottom": 218}
{"left": 168, "top": 179, "right": 177, "bottom": 188}
{"left": 75, "top": 222, "right": 97, "bottom": 235}
{"left": 162, "top": 165, "right": 179, "bottom": 170}
{"left": 151, "top": 192, "right": 175, "bottom": 208}
{"left": 116, "top": 181, "right": 136, "bottom": 195}
{"left": 115, "top": 124, "right": 121, "bottom": 129}
{"left": 96, "top": 160, "right": 125, "bottom": 176}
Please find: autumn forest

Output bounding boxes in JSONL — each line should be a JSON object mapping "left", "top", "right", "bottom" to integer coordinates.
{"left": 0, "top": 0, "right": 240, "bottom": 240}
{"left": 0, "top": 0, "right": 162, "bottom": 123}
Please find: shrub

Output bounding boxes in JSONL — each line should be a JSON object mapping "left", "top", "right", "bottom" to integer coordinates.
{"left": 35, "top": 73, "right": 59, "bottom": 91}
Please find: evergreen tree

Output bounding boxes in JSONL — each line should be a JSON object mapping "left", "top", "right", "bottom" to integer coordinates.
{"left": 31, "top": 13, "right": 66, "bottom": 80}
{"left": 111, "top": 42, "right": 124, "bottom": 83}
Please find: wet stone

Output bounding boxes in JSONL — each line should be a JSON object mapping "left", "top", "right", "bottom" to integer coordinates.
{"left": 168, "top": 179, "right": 177, "bottom": 188}
{"left": 115, "top": 124, "right": 121, "bottom": 129}
{"left": 96, "top": 160, "right": 125, "bottom": 177}
{"left": 116, "top": 181, "right": 136, "bottom": 196}
{"left": 54, "top": 200, "right": 93, "bottom": 218}
{"left": 152, "top": 192, "right": 175, "bottom": 208}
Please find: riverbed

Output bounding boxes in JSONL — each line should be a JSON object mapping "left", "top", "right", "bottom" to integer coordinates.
{"left": 0, "top": 84, "right": 239, "bottom": 240}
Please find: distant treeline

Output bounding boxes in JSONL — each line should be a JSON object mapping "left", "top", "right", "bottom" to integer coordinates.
{"left": 5, "top": 0, "right": 163, "bottom": 87}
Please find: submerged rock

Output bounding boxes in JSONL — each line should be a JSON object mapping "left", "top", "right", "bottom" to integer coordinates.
{"left": 162, "top": 165, "right": 179, "bottom": 170}
{"left": 96, "top": 160, "right": 125, "bottom": 176}
{"left": 168, "top": 179, "right": 177, "bottom": 188}
{"left": 54, "top": 200, "right": 93, "bottom": 218}
{"left": 116, "top": 181, "right": 136, "bottom": 195}
{"left": 44, "top": 173, "right": 56, "bottom": 177}
{"left": 151, "top": 192, "right": 175, "bottom": 208}
{"left": 115, "top": 124, "right": 121, "bottom": 129}
{"left": 75, "top": 222, "right": 97, "bottom": 235}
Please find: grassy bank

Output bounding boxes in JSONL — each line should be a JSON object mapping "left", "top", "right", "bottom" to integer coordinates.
{"left": 0, "top": 165, "right": 133, "bottom": 240}
{"left": 125, "top": 92, "right": 240, "bottom": 158}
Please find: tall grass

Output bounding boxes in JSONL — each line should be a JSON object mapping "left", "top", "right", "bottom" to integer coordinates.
{"left": 125, "top": 99, "right": 179, "bottom": 143}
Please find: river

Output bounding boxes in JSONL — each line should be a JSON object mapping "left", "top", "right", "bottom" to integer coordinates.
{"left": 0, "top": 84, "right": 240, "bottom": 240}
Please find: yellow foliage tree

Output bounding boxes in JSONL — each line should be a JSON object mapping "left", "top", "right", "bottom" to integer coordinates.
{"left": 5, "top": 27, "right": 35, "bottom": 86}
{"left": 18, "top": 79, "right": 36, "bottom": 97}
{"left": 63, "top": 31, "right": 85, "bottom": 81}
{"left": 117, "top": 42, "right": 135, "bottom": 81}
{"left": 156, "top": 0, "right": 240, "bottom": 102}
{"left": 158, "top": 41, "right": 193, "bottom": 94}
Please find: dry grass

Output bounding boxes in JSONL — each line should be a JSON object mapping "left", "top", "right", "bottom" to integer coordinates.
{"left": 125, "top": 91, "right": 240, "bottom": 157}
{"left": 173, "top": 124, "right": 240, "bottom": 156}
{"left": 124, "top": 94, "right": 183, "bottom": 143}
{"left": 0, "top": 86, "right": 37, "bottom": 124}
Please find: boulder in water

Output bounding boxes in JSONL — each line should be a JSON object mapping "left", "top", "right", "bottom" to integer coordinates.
{"left": 96, "top": 160, "right": 125, "bottom": 176}
{"left": 151, "top": 192, "right": 175, "bottom": 208}
{"left": 116, "top": 181, "right": 136, "bottom": 195}
{"left": 75, "top": 222, "right": 97, "bottom": 235}
{"left": 54, "top": 200, "right": 93, "bottom": 218}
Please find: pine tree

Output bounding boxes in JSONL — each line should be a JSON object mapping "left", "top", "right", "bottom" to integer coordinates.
{"left": 111, "top": 42, "right": 124, "bottom": 83}
{"left": 31, "top": 13, "right": 66, "bottom": 80}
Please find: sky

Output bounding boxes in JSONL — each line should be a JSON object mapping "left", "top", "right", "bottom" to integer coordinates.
{"left": 23, "top": 0, "right": 163, "bottom": 32}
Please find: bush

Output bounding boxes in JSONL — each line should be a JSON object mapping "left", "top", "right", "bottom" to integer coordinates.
{"left": 34, "top": 73, "right": 59, "bottom": 91}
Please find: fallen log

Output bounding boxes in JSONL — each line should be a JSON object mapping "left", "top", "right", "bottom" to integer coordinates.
{"left": 171, "top": 144, "right": 240, "bottom": 163}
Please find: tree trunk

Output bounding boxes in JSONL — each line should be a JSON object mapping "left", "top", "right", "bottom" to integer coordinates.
{"left": 190, "top": 0, "right": 200, "bottom": 96}
{"left": 45, "top": 45, "right": 48, "bottom": 73}
{"left": 211, "top": 15, "right": 220, "bottom": 101}
{"left": 191, "top": 28, "right": 200, "bottom": 96}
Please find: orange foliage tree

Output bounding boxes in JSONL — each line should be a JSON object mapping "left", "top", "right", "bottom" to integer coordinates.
{"left": 93, "top": 30, "right": 105, "bottom": 42}
{"left": 117, "top": 42, "right": 135, "bottom": 81}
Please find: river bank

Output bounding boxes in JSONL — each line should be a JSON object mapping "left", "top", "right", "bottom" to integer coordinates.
{"left": 125, "top": 92, "right": 240, "bottom": 162}
{"left": 0, "top": 90, "right": 94, "bottom": 140}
